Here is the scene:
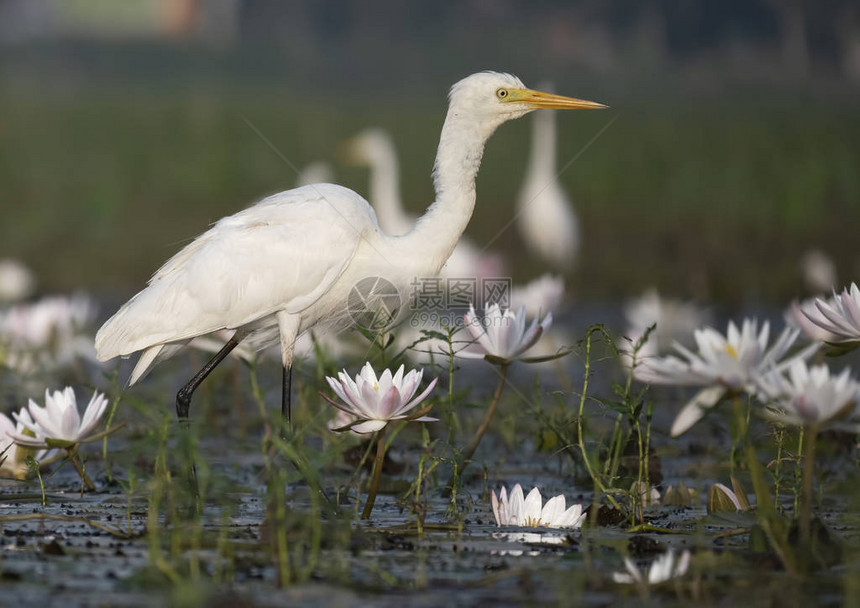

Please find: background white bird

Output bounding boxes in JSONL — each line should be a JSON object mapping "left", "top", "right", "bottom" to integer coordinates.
{"left": 342, "top": 127, "right": 505, "bottom": 280}
{"left": 295, "top": 161, "right": 335, "bottom": 188}
{"left": 516, "top": 83, "right": 581, "bottom": 272}
{"left": 95, "top": 72, "right": 605, "bottom": 423}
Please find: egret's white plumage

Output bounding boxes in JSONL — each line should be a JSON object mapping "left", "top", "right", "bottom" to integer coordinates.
{"left": 95, "top": 72, "right": 604, "bottom": 395}
{"left": 344, "top": 127, "right": 504, "bottom": 279}
{"left": 517, "top": 84, "right": 580, "bottom": 271}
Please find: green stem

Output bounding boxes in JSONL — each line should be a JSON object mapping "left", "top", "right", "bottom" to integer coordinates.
{"left": 578, "top": 330, "right": 621, "bottom": 511}
{"left": 68, "top": 448, "right": 95, "bottom": 491}
{"left": 458, "top": 363, "right": 508, "bottom": 472}
{"left": 800, "top": 424, "right": 818, "bottom": 546}
{"left": 773, "top": 425, "right": 784, "bottom": 513}
{"left": 794, "top": 426, "right": 804, "bottom": 516}
{"left": 362, "top": 427, "right": 387, "bottom": 519}
{"left": 732, "top": 395, "right": 773, "bottom": 515}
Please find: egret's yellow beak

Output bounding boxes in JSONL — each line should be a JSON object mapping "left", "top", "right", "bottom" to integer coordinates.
{"left": 508, "top": 88, "right": 608, "bottom": 110}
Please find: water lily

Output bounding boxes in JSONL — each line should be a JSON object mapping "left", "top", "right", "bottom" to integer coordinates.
{"left": 785, "top": 298, "right": 841, "bottom": 344}
{"left": 9, "top": 387, "right": 108, "bottom": 449}
{"left": 0, "top": 294, "right": 97, "bottom": 374}
{"left": 491, "top": 484, "right": 585, "bottom": 529}
{"left": 459, "top": 303, "right": 552, "bottom": 364}
{"left": 323, "top": 362, "right": 437, "bottom": 434}
{"left": 0, "top": 409, "right": 58, "bottom": 479}
{"left": 613, "top": 549, "right": 691, "bottom": 585}
{"left": 756, "top": 360, "right": 860, "bottom": 428}
{"left": 323, "top": 362, "right": 437, "bottom": 519}
{"left": 634, "top": 319, "right": 814, "bottom": 436}
{"left": 755, "top": 359, "right": 858, "bottom": 544}
{"left": 798, "top": 283, "right": 860, "bottom": 346}
{"left": 707, "top": 482, "right": 750, "bottom": 513}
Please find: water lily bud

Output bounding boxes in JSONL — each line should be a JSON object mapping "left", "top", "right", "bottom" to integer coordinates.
{"left": 663, "top": 482, "right": 695, "bottom": 507}
{"left": 707, "top": 482, "right": 747, "bottom": 513}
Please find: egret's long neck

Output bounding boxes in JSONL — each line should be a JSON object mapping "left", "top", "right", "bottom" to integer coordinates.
{"left": 527, "top": 108, "right": 557, "bottom": 179}
{"left": 400, "top": 109, "right": 497, "bottom": 273}
{"left": 369, "top": 142, "right": 411, "bottom": 235}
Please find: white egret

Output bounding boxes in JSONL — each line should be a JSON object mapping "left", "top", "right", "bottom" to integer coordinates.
{"left": 516, "top": 83, "right": 581, "bottom": 271}
{"left": 343, "top": 127, "right": 505, "bottom": 279}
{"left": 95, "top": 72, "right": 605, "bottom": 425}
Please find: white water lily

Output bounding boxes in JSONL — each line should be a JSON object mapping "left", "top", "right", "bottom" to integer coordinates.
{"left": 756, "top": 361, "right": 860, "bottom": 428}
{"left": 0, "top": 294, "right": 97, "bottom": 374}
{"left": 0, "top": 409, "right": 59, "bottom": 478}
{"left": 635, "top": 319, "right": 814, "bottom": 436}
{"left": 799, "top": 283, "right": 860, "bottom": 344}
{"left": 324, "top": 362, "right": 437, "bottom": 434}
{"left": 491, "top": 484, "right": 585, "bottom": 529}
{"left": 613, "top": 549, "right": 691, "bottom": 585}
{"left": 8, "top": 387, "right": 108, "bottom": 448}
{"left": 459, "top": 303, "right": 552, "bottom": 363}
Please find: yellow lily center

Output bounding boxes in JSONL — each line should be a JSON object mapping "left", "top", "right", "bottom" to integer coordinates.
{"left": 373, "top": 382, "right": 379, "bottom": 392}
{"left": 725, "top": 344, "right": 738, "bottom": 360}
{"left": 524, "top": 516, "right": 545, "bottom": 527}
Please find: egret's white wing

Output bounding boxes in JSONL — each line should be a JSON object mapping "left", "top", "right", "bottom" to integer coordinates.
{"left": 96, "top": 185, "right": 377, "bottom": 360}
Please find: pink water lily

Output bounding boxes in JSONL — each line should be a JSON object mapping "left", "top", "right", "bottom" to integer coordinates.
{"left": 8, "top": 387, "right": 108, "bottom": 448}
{"left": 491, "top": 484, "right": 585, "bottom": 529}
{"left": 459, "top": 303, "right": 552, "bottom": 363}
{"left": 324, "top": 362, "right": 438, "bottom": 434}
{"left": 800, "top": 283, "right": 860, "bottom": 344}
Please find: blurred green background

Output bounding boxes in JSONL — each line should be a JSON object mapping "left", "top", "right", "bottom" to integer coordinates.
{"left": 1, "top": 0, "right": 858, "bottom": 306}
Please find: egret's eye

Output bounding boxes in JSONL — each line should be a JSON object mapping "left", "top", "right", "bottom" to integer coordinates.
{"left": 496, "top": 88, "right": 508, "bottom": 99}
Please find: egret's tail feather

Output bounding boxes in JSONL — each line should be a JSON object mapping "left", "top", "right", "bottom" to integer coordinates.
{"left": 128, "top": 342, "right": 189, "bottom": 386}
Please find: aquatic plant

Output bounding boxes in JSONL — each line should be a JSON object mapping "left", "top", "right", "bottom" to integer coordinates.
{"left": 458, "top": 303, "right": 552, "bottom": 364}
{"left": 799, "top": 283, "right": 860, "bottom": 347}
{"left": 323, "top": 362, "right": 437, "bottom": 518}
{"left": 323, "top": 362, "right": 438, "bottom": 434}
{"left": 0, "top": 408, "right": 58, "bottom": 479}
{"left": 7, "top": 387, "right": 110, "bottom": 490}
{"left": 634, "top": 319, "right": 813, "bottom": 437}
{"left": 453, "top": 304, "right": 559, "bottom": 487}
{"left": 756, "top": 360, "right": 860, "bottom": 544}
{"left": 491, "top": 484, "right": 585, "bottom": 529}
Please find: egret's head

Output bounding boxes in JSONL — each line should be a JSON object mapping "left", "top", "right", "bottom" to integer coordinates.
{"left": 340, "top": 128, "right": 395, "bottom": 166}
{"left": 448, "top": 71, "right": 606, "bottom": 127}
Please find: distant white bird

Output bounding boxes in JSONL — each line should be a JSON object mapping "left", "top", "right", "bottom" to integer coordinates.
{"left": 343, "top": 127, "right": 505, "bottom": 280}
{"left": 799, "top": 249, "right": 836, "bottom": 294}
{"left": 516, "top": 83, "right": 580, "bottom": 271}
{"left": 295, "top": 161, "right": 334, "bottom": 188}
{"left": 510, "top": 274, "right": 565, "bottom": 318}
{"left": 95, "top": 72, "right": 605, "bottom": 424}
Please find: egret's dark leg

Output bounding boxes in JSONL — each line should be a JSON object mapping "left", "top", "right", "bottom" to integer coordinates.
{"left": 176, "top": 336, "right": 240, "bottom": 421}
{"left": 282, "top": 364, "right": 292, "bottom": 428}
